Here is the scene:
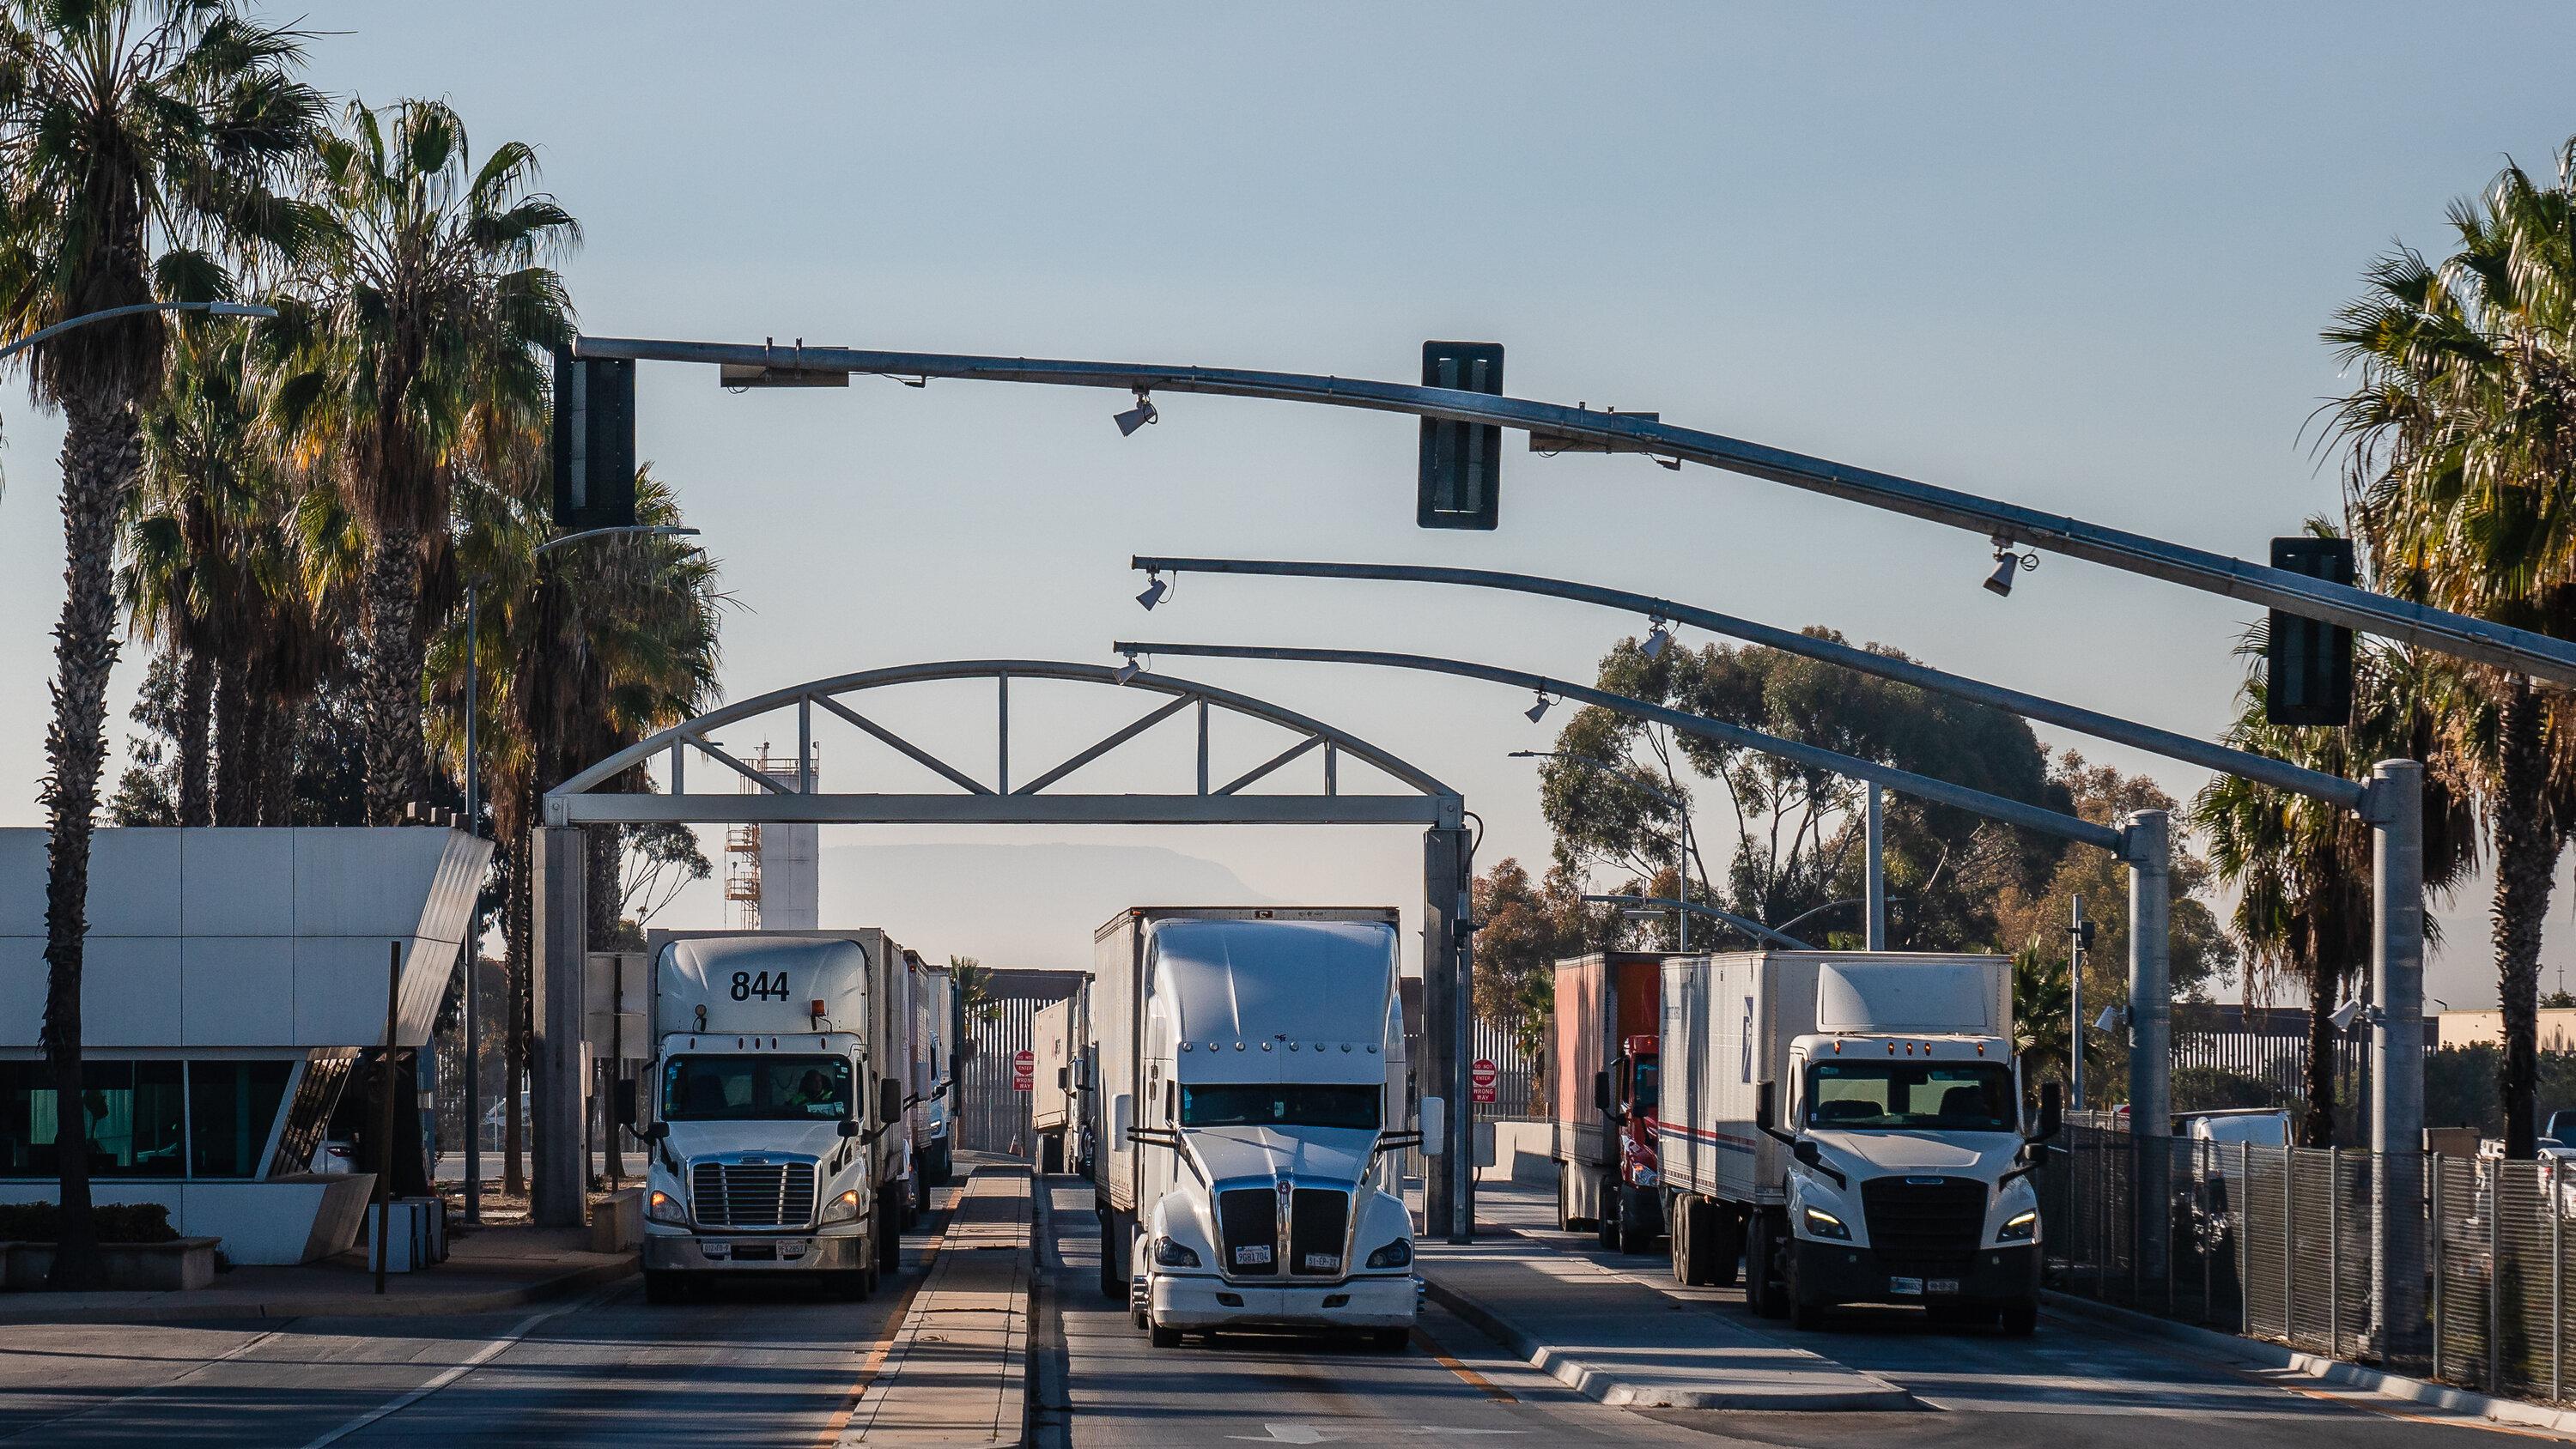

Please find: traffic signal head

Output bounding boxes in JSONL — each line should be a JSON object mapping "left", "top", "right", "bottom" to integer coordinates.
{"left": 1418, "top": 341, "right": 1504, "bottom": 529}
{"left": 2265, "top": 537, "right": 2354, "bottom": 727}
{"left": 553, "top": 345, "right": 637, "bottom": 530}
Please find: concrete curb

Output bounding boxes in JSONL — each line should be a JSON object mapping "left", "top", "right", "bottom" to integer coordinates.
{"left": 2042, "top": 1291, "right": 2576, "bottom": 1437}
{"left": 1422, "top": 1273, "right": 1918, "bottom": 1411}
{"left": 0, "top": 1254, "right": 635, "bottom": 1325}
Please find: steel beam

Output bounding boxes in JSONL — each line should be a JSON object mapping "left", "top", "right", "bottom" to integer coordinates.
{"left": 1583, "top": 894, "right": 1810, "bottom": 949}
{"left": 1132, "top": 556, "right": 2366, "bottom": 809}
{"left": 2368, "top": 759, "right": 2428, "bottom": 1364}
{"left": 550, "top": 791, "right": 1456, "bottom": 827}
{"left": 532, "top": 826, "right": 586, "bottom": 1229}
{"left": 571, "top": 334, "right": 2576, "bottom": 686}
{"left": 1118, "top": 640, "right": 2123, "bottom": 852}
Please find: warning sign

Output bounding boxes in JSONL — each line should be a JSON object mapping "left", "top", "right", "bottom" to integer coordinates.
{"left": 1470, "top": 1058, "right": 1498, "bottom": 1105}
{"left": 1012, "top": 1049, "right": 1036, "bottom": 1092}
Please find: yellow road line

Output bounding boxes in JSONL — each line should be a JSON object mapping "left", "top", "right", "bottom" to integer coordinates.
{"left": 1413, "top": 1320, "right": 1517, "bottom": 1404}
{"left": 816, "top": 1185, "right": 966, "bottom": 1448}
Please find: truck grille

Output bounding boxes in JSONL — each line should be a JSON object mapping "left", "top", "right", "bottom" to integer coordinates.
{"left": 1288, "top": 1188, "right": 1350, "bottom": 1276}
{"left": 692, "top": 1160, "right": 817, "bottom": 1228}
{"left": 1860, "top": 1176, "right": 1987, "bottom": 1271}
{"left": 1217, "top": 1187, "right": 1279, "bottom": 1276}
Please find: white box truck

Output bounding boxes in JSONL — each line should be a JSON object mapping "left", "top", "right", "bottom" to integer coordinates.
{"left": 1089, "top": 907, "right": 1434, "bottom": 1350}
{"left": 1031, "top": 986, "right": 1088, "bottom": 1176}
{"left": 1658, "top": 952, "right": 2060, "bottom": 1335}
{"left": 632, "top": 930, "right": 914, "bottom": 1303}
{"left": 906, "top": 951, "right": 958, "bottom": 1190}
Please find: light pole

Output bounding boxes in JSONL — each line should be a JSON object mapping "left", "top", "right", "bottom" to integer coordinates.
{"left": 459, "top": 522, "right": 697, "bottom": 1223}
{"left": 0, "top": 298, "right": 275, "bottom": 368}
{"left": 1511, "top": 749, "right": 1700, "bottom": 950}
{"left": 1583, "top": 893, "right": 1810, "bottom": 950}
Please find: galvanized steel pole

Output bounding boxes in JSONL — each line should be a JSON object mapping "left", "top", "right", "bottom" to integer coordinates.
{"left": 2125, "top": 810, "right": 2173, "bottom": 1288}
{"left": 1865, "top": 785, "right": 1886, "bottom": 950}
{"left": 2367, "top": 758, "right": 2427, "bottom": 1365}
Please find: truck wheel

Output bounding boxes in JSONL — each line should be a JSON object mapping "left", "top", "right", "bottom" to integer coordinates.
{"left": 1556, "top": 1165, "right": 1575, "bottom": 1231}
{"left": 1746, "top": 1213, "right": 1788, "bottom": 1319}
{"left": 1999, "top": 1299, "right": 2038, "bottom": 1337}
{"left": 1097, "top": 1207, "right": 1121, "bottom": 1300}
{"left": 1368, "top": 1328, "right": 1411, "bottom": 1353}
{"left": 1786, "top": 1246, "right": 1827, "bottom": 1331}
{"left": 1595, "top": 1175, "right": 1619, "bottom": 1249}
{"left": 830, "top": 1269, "right": 871, "bottom": 1302}
{"left": 1149, "top": 1320, "right": 1182, "bottom": 1348}
{"left": 1709, "top": 1210, "right": 1743, "bottom": 1288}
{"left": 1675, "top": 1197, "right": 1719, "bottom": 1285}
{"left": 877, "top": 1191, "right": 903, "bottom": 1271}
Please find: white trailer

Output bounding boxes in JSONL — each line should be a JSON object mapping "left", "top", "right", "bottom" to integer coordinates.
{"left": 1031, "top": 988, "right": 1088, "bottom": 1176}
{"left": 1089, "top": 906, "right": 1433, "bottom": 1349}
{"left": 633, "top": 931, "right": 907, "bottom": 1303}
{"left": 1659, "top": 951, "right": 2058, "bottom": 1335}
{"left": 908, "top": 952, "right": 958, "bottom": 1189}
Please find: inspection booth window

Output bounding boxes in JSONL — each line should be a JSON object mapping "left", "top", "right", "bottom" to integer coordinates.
{"left": 0, "top": 1059, "right": 290, "bottom": 1179}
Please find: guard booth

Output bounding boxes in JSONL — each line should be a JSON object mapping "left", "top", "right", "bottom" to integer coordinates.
{"left": 0, "top": 827, "right": 485, "bottom": 1262}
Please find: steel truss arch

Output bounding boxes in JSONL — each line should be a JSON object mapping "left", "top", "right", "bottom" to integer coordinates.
{"left": 544, "top": 658, "right": 1461, "bottom": 828}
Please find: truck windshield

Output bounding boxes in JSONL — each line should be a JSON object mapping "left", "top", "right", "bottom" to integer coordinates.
{"left": 662, "top": 1055, "right": 852, "bottom": 1122}
{"left": 1805, "top": 1061, "right": 2015, "bottom": 1131}
{"left": 1179, "top": 1083, "right": 1380, "bottom": 1131}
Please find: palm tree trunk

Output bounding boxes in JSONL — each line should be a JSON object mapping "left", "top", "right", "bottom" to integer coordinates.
{"left": 255, "top": 694, "right": 298, "bottom": 827}
{"left": 42, "top": 397, "right": 143, "bottom": 1290}
{"left": 211, "top": 658, "right": 250, "bottom": 827}
{"left": 176, "top": 646, "right": 212, "bottom": 828}
{"left": 2301, "top": 967, "right": 2339, "bottom": 1147}
{"left": 2494, "top": 675, "right": 2555, "bottom": 1159}
{"left": 358, "top": 522, "right": 427, "bottom": 825}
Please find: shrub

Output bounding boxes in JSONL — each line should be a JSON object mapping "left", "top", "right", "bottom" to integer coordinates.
{"left": 0, "top": 1201, "right": 179, "bottom": 1243}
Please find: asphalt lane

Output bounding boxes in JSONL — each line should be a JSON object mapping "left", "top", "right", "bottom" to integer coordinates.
{"left": 0, "top": 1204, "right": 941, "bottom": 1447}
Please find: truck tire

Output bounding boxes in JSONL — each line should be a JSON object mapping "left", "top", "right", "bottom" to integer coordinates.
{"left": 1786, "top": 1249, "right": 1828, "bottom": 1331}
{"left": 1613, "top": 1182, "right": 1659, "bottom": 1253}
{"left": 1556, "top": 1164, "right": 1577, "bottom": 1232}
{"left": 877, "top": 1189, "right": 903, "bottom": 1272}
{"left": 1595, "top": 1174, "right": 1619, "bottom": 1249}
{"left": 1745, "top": 1212, "right": 1788, "bottom": 1319}
{"left": 1149, "top": 1321, "right": 1182, "bottom": 1348}
{"left": 830, "top": 1269, "right": 871, "bottom": 1301}
{"left": 1674, "top": 1197, "right": 1719, "bottom": 1285}
{"left": 1708, "top": 1209, "right": 1743, "bottom": 1288}
{"left": 1097, "top": 1205, "right": 1121, "bottom": 1300}
{"left": 1999, "top": 1299, "right": 2038, "bottom": 1337}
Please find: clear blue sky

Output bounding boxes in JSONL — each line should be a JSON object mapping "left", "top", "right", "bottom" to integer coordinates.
{"left": 3, "top": 3, "right": 2571, "bottom": 1004}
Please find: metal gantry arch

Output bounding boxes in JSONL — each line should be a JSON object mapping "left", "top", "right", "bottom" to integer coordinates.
{"left": 528, "top": 660, "right": 1479, "bottom": 1239}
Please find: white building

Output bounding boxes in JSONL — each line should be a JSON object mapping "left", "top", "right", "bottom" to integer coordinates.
{"left": 0, "top": 827, "right": 486, "bottom": 1263}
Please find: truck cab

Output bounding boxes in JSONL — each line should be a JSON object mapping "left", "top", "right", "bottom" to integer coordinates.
{"left": 635, "top": 935, "right": 896, "bottom": 1304}
{"left": 1598, "top": 1034, "right": 1662, "bottom": 1250}
{"left": 1768, "top": 1031, "right": 2054, "bottom": 1334}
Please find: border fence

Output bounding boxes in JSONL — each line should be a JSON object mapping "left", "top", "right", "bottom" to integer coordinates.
{"left": 2039, "top": 1120, "right": 2576, "bottom": 1398}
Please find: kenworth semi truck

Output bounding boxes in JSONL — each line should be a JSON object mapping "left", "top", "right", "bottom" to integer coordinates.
{"left": 1089, "top": 907, "right": 1435, "bottom": 1349}
{"left": 632, "top": 930, "right": 913, "bottom": 1303}
{"left": 1656, "top": 952, "right": 2060, "bottom": 1335}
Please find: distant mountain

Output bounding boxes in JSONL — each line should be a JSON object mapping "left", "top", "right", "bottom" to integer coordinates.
{"left": 815, "top": 841, "right": 1276, "bottom": 968}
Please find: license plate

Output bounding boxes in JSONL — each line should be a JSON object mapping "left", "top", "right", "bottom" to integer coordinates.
{"left": 1888, "top": 1276, "right": 1923, "bottom": 1296}
{"left": 1234, "top": 1245, "right": 1272, "bottom": 1265}
{"left": 1927, "top": 1278, "right": 1960, "bottom": 1295}
{"left": 1303, "top": 1253, "right": 1340, "bottom": 1270}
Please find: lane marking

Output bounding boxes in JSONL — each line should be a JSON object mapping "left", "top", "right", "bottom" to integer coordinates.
{"left": 0, "top": 1325, "right": 289, "bottom": 1442}
{"left": 814, "top": 1182, "right": 969, "bottom": 1448}
{"left": 295, "top": 1283, "right": 619, "bottom": 1449}
{"left": 1413, "top": 1322, "right": 1516, "bottom": 1404}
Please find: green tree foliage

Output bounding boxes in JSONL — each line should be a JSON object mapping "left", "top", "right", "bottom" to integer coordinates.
{"left": 2324, "top": 139, "right": 2576, "bottom": 1157}
{"left": 951, "top": 956, "right": 999, "bottom": 1024}
{"left": 1469, "top": 858, "right": 1616, "bottom": 1075}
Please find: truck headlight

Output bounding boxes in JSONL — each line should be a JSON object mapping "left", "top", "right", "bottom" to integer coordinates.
{"left": 1998, "top": 1210, "right": 2038, "bottom": 1243}
{"left": 1153, "top": 1235, "right": 1200, "bottom": 1268}
{"left": 646, "top": 1189, "right": 690, "bottom": 1228}
{"left": 823, "top": 1189, "right": 864, "bottom": 1224}
{"left": 1364, "top": 1238, "right": 1413, "bottom": 1270}
{"left": 1631, "top": 1167, "right": 1659, "bottom": 1187}
{"left": 1801, "top": 1206, "right": 1851, "bottom": 1241}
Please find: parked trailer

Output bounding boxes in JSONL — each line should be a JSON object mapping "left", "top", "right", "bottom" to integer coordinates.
{"left": 1658, "top": 951, "right": 2060, "bottom": 1335}
{"left": 1089, "top": 906, "right": 1435, "bottom": 1349}
{"left": 1546, "top": 952, "right": 1684, "bottom": 1252}
{"left": 1032, "top": 986, "right": 1089, "bottom": 1176}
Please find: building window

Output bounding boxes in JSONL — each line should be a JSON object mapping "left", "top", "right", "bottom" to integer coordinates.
{"left": 189, "top": 1061, "right": 293, "bottom": 1179}
{"left": 0, "top": 1061, "right": 185, "bottom": 1179}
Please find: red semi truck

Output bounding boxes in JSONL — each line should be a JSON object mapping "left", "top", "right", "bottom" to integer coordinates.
{"left": 1547, "top": 952, "right": 1680, "bottom": 1252}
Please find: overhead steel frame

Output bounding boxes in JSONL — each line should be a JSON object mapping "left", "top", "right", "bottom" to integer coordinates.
{"left": 531, "top": 660, "right": 1476, "bottom": 1236}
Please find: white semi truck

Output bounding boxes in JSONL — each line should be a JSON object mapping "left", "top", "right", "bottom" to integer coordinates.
{"left": 1657, "top": 951, "right": 2060, "bottom": 1335}
{"left": 632, "top": 931, "right": 914, "bottom": 1303}
{"left": 1031, "top": 986, "right": 1088, "bottom": 1176}
{"left": 906, "top": 950, "right": 958, "bottom": 1190}
{"left": 1089, "top": 906, "right": 1435, "bottom": 1349}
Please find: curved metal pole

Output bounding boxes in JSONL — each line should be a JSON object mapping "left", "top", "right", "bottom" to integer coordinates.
{"left": 1116, "top": 640, "right": 2126, "bottom": 853}
{"left": 571, "top": 332, "right": 2576, "bottom": 686}
{"left": 1771, "top": 895, "right": 1894, "bottom": 937}
{"left": 1137, "top": 555, "right": 2366, "bottom": 812}
{"left": 1585, "top": 894, "right": 1811, "bottom": 950}
{"left": 533, "top": 523, "right": 699, "bottom": 559}
{"left": 0, "top": 299, "right": 274, "bottom": 366}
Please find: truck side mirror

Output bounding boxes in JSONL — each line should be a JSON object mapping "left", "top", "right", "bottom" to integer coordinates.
{"left": 2034, "top": 1082, "right": 2063, "bottom": 1141}
{"left": 641, "top": 1120, "right": 669, "bottom": 1143}
{"left": 1057, "top": 1066, "right": 1069, "bottom": 1089}
{"left": 1792, "top": 1138, "right": 1822, "bottom": 1169}
{"left": 1592, "top": 1070, "right": 1610, "bottom": 1114}
{"left": 1755, "top": 1079, "right": 1777, "bottom": 1132}
{"left": 879, "top": 1076, "right": 902, "bottom": 1125}
{"left": 1112, "top": 1093, "right": 1134, "bottom": 1149}
{"left": 1419, "top": 1096, "right": 1448, "bottom": 1158}
{"left": 839, "top": 1118, "right": 860, "bottom": 1139}
{"left": 614, "top": 1078, "right": 638, "bottom": 1128}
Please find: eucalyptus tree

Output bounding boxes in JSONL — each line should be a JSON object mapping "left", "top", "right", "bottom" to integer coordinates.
{"left": 269, "top": 96, "right": 575, "bottom": 824}
{"left": 2324, "top": 138, "right": 2576, "bottom": 1156}
{"left": 0, "top": 0, "right": 320, "bottom": 1287}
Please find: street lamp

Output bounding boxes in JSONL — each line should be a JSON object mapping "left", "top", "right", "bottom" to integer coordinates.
{"left": 1512, "top": 747, "right": 1701, "bottom": 950}
{"left": 458, "top": 522, "right": 698, "bottom": 1222}
{"left": 0, "top": 298, "right": 276, "bottom": 367}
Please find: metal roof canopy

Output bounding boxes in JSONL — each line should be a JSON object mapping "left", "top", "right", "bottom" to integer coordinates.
{"left": 543, "top": 659, "right": 1461, "bottom": 828}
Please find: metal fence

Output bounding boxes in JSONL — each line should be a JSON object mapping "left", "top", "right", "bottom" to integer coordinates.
{"left": 2042, "top": 1123, "right": 2576, "bottom": 1398}
{"left": 954, "top": 970, "right": 1084, "bottom": 1155}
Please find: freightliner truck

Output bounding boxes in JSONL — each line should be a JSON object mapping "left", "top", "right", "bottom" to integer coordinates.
{"left": 632, "top": 930, "right": 918, "bottom": 1303}
{"left": 1657, "top": 951, "right": 2060, "bottom": 1334}
{"left": 1089, "top": 906, "right": 1436, "bottom": 1349}
{"left": 1546, "top": 951, "right": 1684, "bottom": 1252}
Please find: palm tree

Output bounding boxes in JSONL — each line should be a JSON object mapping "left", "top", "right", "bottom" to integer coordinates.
{"left": 2323, "top": 138, "right": 2576, "bottom": 1156}
{"left": 268, "top": 96, "right": 574, "bottom": 825}
{"left": 2192, "top": 625, "right": 2472, "bottom": 1145}
{"left": 0, "top": 0, "right": 319, "bottom": 1288}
